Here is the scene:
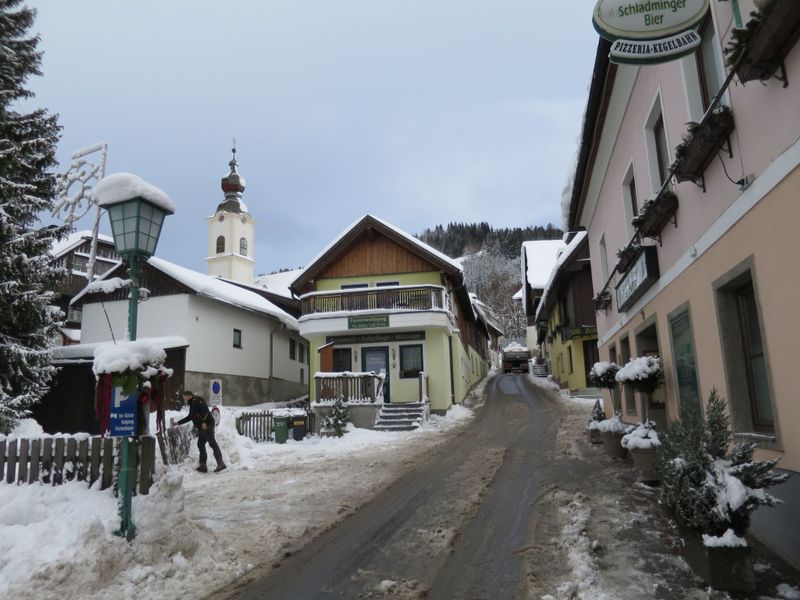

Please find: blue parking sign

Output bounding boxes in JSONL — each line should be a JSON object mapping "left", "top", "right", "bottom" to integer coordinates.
{"left": 110, "top": 387, "right": 138, "bottom": 437}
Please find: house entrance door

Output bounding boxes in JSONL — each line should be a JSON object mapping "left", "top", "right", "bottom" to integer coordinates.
{"left": 362, "top": 347, "right": 390, "bottom": 403}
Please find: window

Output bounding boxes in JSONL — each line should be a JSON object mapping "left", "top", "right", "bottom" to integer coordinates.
{"left": 399, "top": 345, "right": 423, "bottom": 378}
{"left": 300, "top": 368, "right": 305, "bottom": 384}
{"left": 697, "top": 16, "right": 726, "bottom": 110}
{"left": 289, "top": 338, "right": 296, "bottom": 360}
{"left": 599, "top": 235, "right": 610, "bottom": 282}
{"left": 332, "top": 348, "right": 352, "bottom": 372}
{"left": 715, "top": 266, "right": 775, "bottom": 435}
{"left": 216, "top": 236, "right": 225, "bottom": 254}
{"left": 653, "top": 114, "right": 670, "bottom": 187}
{"left": 239, "top": 237, "right": 248, "bottom": 256}
{"left": 669, "top": 309, "right": 702, "bottom": 418}
{"left": 298, "top": 344, "right": 305, "bottom": 364}
{"left": 376, "top": 281, "right": 400, "bottom": 287}
{"left": 568, "top": 346, "right": 574, "bottom": 374}
{"left": 341, "top": 283, "right": 368, "bottom": 290}
{"left": 621, "top": 164, "right": 639, "bottom": 238}
{"left": 233, "top": 328, "right": 242, "bottom": 349}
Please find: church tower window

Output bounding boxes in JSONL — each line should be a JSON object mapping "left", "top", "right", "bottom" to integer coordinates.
{"left": 240, "top": 237, "right": 248, "bottom": 257}
{"left": 216, "top": 235, "right": 225, "bottom": 254}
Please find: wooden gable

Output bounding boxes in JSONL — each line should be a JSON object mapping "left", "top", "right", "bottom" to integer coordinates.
{"left": 317, "top": 230, "right": 440, "bottom": 280}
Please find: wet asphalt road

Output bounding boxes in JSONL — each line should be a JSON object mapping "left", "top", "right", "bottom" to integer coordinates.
{"left": 223, "top": 374, "right": 561, "bottom": 599}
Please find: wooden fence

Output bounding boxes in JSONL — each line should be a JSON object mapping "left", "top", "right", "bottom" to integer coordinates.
{"left": 236, "top": 411, "right": 274, "bottom": 443}
{"left": 156, "top": 424, "right": 194, "bottom": 465}
{"left": 0, "top": 435, "right": 156, "bottom": 495}
{"left": 235, "top": 411, "right": 315, "bottom": 443}
{"left": 315, "top": 373, "right": 384, "bottom": 403}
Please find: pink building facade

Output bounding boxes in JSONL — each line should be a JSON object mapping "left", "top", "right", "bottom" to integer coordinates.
{"left": 569, "top": 2, "right": 800, "bottom": 566}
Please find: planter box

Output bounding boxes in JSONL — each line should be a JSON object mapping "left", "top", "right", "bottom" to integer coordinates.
{"left": 633, "top": 190, "right": 678, "bottom": 241}
{"left": 680, "top": 531, "right": 755, "bottom": 592}
{"left": 615, "top": 246, "right": 642, "bottom": 275}
{"left": 735, "top": 1, "right": 800, "bottom": 84}
{"left": 673, "top": 108, "right": 735, "bottom": 185}
{"left": 586, "top": 427, "right": 603, "bottom": 444}
{"left": 600, "top": 430, "right": 628, "bottom": 459}
{"left": 629, "top": 446, "right": 659, "bottom": 483}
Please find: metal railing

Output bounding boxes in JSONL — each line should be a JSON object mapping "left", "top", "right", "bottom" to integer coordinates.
{"left": 301, "top": 285, "right": 447, "bottom": 316}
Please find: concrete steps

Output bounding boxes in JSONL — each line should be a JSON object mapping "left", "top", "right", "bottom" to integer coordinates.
{"left": 374, "top": 402, "right": 426, "bottom": 432}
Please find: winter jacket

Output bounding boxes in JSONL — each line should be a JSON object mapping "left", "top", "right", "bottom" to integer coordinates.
{"left": 176, "top": 397, "right": 215, "bottom": 430}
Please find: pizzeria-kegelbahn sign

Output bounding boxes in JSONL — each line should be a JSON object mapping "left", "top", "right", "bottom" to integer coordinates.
{"left": 593, "top": 0, "right": 709, "bottom": 65}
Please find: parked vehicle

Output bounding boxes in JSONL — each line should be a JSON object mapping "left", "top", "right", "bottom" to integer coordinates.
{"left": 502, "top": 349, "right": 530, "bottom": 374}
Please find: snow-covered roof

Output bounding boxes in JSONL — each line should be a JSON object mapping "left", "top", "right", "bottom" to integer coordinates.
{"left": 92, "top": 173, "right": 176, "bottom": 213}
{"left": 73, "top": 256, "right": 299, "bottom": 331}
{"left": 298, "top": 215, "right": 462, "bottom": 288}
{"left": 254, "top": 268, "right": 304, "bottom": 300}
{"left": 521, "top": 240, "right": 566, "bottom": 289}
{"left": 50, "top": 230, "right": 115, "bottom": 258}
{"left": 534, "top": 232, "right": 588, "bottom": 322}
{"left": 148, "top": 257, "right": 299, "bottom": 330}
{"left": 52, "top": 336, "right": 189, "bottom": 363}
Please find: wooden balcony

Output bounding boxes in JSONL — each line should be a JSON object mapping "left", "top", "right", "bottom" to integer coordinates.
{"left": 301, "top": 285, "right": 448, "bottom": 316}
{"left": 315, "top": 372, "right": 385, "bottom": 403}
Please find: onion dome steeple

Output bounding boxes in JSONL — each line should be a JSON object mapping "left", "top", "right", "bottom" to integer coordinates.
{"left": 217, "top": 144, "right": 248, "bottom": 213}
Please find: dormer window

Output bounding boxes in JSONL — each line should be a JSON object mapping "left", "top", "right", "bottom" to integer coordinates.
{"left": 216, "top": 236, "right": 225, "bottom": 254}
{"left": 239, "top": 238, "right": 248, "bottom": 256}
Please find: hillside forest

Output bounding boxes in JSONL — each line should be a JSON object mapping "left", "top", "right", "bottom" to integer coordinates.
{"left": 416, "top": 222, "right": 564, "bottom": 341}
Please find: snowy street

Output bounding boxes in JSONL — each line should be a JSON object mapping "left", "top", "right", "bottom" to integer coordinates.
{"left": 2, "top": 373, "right": 800, "bottom": 599}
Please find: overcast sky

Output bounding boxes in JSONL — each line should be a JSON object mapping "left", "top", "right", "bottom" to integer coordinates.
{"left": 30, "top": 1, "right": 598, "bottom": 274}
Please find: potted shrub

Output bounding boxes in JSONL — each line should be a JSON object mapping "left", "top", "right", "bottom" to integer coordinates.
{"left": 592, "top": 289, "right": 612, "bottom": 313}
{"left": 595, "top": 413, "right": 628, "bottom": 459}
{"left": 615, "top": 356, "right": 664, "bottom": 420}
{"left": 321, "top": 397, "right": 350, "bottom": 437}
{"left": 586, "top": 399, "right": 605, "bottom": 444}
{"left": 671, "top": 105, "right": 735, "bottom": 185}
{"left": 587, "top": 361, "right": 619, "bottom": 443}
{"left": 615, "top": 244, "right": 641, "bottom": 274}
{"left": 621, "top": 421, "right": 660, "bottom": 483}
{"left": 724, "top": 0, "right": 800, "bottom": 84}
{"left": 631, "top": 189, "right": 679, "bottom": 241}
{"left": 656, "top": 389, "right": 788, "bottom": 592}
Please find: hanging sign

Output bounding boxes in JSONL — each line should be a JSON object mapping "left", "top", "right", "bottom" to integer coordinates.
{"left": 109, "top": 387, "right": 138, "bottom": 437}
{"left": 610, "top": 29, "right": 701, "bottom": 64}
{"left": 593, "top": 0, "right": 708, "bottom": 64}
{"left": 615, "top": 246, "right": 660, "bottom": 312}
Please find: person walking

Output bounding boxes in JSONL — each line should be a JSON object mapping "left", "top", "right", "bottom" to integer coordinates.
{"left": 174, "top": 391, "right": 226, "bottom": 473}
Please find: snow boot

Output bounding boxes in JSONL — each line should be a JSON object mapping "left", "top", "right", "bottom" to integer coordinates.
{"left": 196, "top": 462, "right": 208, "bottom": 473}
{"left": 213, "top": 450, "right": 226, "bottom": 473}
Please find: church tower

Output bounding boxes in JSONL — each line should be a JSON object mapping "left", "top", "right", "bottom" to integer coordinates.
{"left": 207, "top": 146, "right": 255, "bottom": 284}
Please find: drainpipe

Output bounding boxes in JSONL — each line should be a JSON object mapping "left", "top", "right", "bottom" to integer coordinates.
{"left": 269, "top": 322, "right": 287, "bottom": 402}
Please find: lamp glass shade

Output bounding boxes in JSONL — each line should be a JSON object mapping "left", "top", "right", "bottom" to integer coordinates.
{"left": 107, "top": 197, "right": 167, "bottom": 257}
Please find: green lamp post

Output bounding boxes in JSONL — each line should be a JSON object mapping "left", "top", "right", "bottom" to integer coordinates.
{"left": 93, "top": 173, "right": 175, "bottom": 541}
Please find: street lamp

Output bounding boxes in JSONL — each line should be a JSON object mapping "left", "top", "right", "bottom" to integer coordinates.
{"left": 93, "top": 172, "right": 175, "bottom": 541}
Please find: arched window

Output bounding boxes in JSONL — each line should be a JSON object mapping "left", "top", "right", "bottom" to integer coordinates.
{"left": 216, "top": 236, "right": 225, "bottom": 253}
{"left": 239, "top": 237, "right": 248, "bottom": 256}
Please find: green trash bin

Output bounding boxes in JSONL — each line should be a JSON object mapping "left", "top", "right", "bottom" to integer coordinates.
{"left": 274, "top": 415, "right": 290, "bottom": 444}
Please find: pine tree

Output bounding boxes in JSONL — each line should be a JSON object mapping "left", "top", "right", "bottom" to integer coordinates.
{"left": 0, "top": 0, "right": 63, "bottom": 433}
{"left": 322, "top": 398, "right": 350, "bottom": 437}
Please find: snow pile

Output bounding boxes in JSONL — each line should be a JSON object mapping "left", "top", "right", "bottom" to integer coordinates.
{"left": 777, "top": 584, "right": 800, "bottom": 600}
{"left": 502, "top": 341, "right": 528, "bottom": 353}
{"left": 595, "top": 415, "right": 627, "bottom": 433}
{"left": 0, "top": 418, "right": 44, "bottom": 440}
{"left": 83, "top": 277, "right": 132, "bottom": 295}
{"left": 621, "top": 422, "right": 660, "bottom": 450}
{"left": 616, "top": 356, "right": 662, "bottom": 386}
{"left": 702, "top": 528, "right": 747, "bottom": 548}
{"left": 92, "top": 172, "right": 175, "bottom": 213}
{"left": 93, "top": 340, "right": 167, "bottom": 375}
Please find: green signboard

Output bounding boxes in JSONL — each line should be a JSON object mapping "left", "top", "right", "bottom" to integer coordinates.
{"left": 327, "top": 331, "right": 426, "bottom": 345}
{"left": 348, "top": 314, "right": 390, "bottom": 330}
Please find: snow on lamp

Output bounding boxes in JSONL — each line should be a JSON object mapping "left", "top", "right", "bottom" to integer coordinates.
{"left": 92, "top": 173, "right": 175, "bottom": 258}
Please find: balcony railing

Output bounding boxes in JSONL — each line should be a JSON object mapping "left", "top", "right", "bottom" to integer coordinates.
{"left": 314, "top": 372, "right": 385, "bottom": 403}
{"left": 301, "top": 285, "right": 448, "bottom": 316}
